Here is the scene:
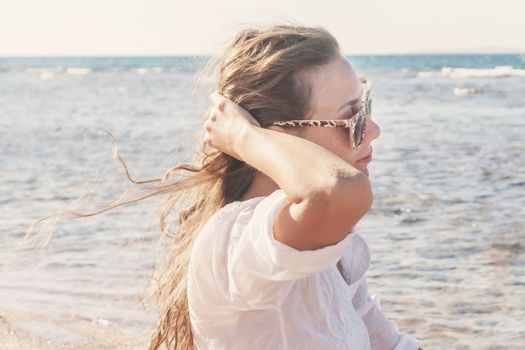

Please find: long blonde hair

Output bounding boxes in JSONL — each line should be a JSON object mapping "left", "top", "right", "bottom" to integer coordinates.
{"left": 18, "top": 23, "right": 340, "bottom": 349}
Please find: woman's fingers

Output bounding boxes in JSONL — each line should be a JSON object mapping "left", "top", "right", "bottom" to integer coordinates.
{"left": 209, "top": 91, "right": 226, "bottom": 112}
{"left": 209, "top": 91, "right": 220, "bottom": 103}
{"left": 203, "top": 118, "right": 211, "bottom": 131}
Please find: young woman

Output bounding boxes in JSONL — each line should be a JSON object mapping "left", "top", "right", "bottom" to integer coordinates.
{"left": 20, "top": 24, "right": 422, "bottom": 350}
{"left": 186, "top": 25, "right": 423, "bottom": 349}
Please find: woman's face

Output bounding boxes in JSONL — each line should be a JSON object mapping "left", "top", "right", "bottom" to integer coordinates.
{"left": 274, "top": 55, "right": 381, "bottom": 177}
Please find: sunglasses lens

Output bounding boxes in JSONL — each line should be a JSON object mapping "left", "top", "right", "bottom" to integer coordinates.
{"left": 353, "top": 114, "right": 365, "bottom": 147}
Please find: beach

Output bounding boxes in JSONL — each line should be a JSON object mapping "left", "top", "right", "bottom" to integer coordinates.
{"left": 0, "top": 306, "right": 149, "bottom": 349}
{"left": 0, "top": 307, "right": 154, "bottom": 349}
{"left": 1, "top": 54, "right": 524, "bottom": 349}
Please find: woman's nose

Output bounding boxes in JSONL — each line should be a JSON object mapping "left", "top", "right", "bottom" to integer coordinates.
{"left": 364, "top": 118, "right": 381, "bottom": 144}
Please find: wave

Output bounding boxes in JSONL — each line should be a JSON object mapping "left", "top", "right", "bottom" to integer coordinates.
{"left": 453, "top": 87, "right": 484, "bottom": 96}
{"left": 418, "top": 66, "right": 525, "bottom": 78}
{"left": 24, "top": 67, "right": 93, "bottom": 78}
{"left": 12, "top": 66, "right": 181, "bottom": 76}
{"left": 66, "top": 67, "right": 92, "bottom": 75}
{"left": 25, "top": 67, "right": 59, "bottom": 74}
{"left": 131, "top": 67, "right": 164, "bottom": 74}
{"left": 24, "top": 68, "right": 58, "bottom": 80}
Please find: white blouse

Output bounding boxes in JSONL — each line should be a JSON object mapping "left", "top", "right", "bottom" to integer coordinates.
{"left": 188, "top": 189, "right": 420, "bottom": 350}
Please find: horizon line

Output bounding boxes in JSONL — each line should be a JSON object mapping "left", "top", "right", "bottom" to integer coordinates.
{"left": 1, "top": 51, "right": 525, "bottom": 58}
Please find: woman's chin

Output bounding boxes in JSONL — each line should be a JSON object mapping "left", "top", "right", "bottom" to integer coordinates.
{"left": 348, "top": 160, "right": 369, "bottom": 177}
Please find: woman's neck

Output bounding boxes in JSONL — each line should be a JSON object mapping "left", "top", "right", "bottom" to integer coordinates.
{"left": 239, "top": 172, "right": 279, "bottom": 201}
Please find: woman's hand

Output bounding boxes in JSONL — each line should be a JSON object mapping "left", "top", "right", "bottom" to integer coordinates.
{"left": 203, "top": 91, "right": 261, "bottom": 161}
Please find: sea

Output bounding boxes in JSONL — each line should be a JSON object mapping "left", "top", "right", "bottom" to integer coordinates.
{"left": 0, "top": 54, "right": 524, "bottom": 349}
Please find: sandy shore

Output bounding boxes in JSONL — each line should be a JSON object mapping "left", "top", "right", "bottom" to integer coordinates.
{"left": 0, "top": 307, "right": 149, "bottom": 350}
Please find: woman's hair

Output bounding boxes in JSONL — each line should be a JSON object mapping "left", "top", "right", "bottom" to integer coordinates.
{"left": 17, "top": 23, "right": 340, "bottom": 349}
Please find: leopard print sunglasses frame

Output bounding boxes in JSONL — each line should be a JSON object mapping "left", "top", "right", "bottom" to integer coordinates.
{"left": 270, "top": 76, "right": 372, "bottom": 149}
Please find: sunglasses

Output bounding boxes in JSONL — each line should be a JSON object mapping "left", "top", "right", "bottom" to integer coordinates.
{"left": 270, "top": 76, "right": 372, "bottom": 149}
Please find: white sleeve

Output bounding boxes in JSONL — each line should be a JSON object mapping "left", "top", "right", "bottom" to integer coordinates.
{"left": 352, "top": 279, "right": 420, "bottom": 350}
{"left": 227, "top": 188, "right": 354, "bottom": 307}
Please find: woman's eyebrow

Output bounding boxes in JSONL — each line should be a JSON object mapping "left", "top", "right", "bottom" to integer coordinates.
{"left": 338, "top": 97, "right": 361, "bottom": 112}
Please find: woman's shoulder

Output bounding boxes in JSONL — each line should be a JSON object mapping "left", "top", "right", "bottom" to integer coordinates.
{"left": 206, "top": 189, "right": 286, "bottom": 230}
{"left": 192, "top": 189, "right": 286, "bottom": 252}
{"left": 188, "top": 189, "right": 288, "bottom": 300}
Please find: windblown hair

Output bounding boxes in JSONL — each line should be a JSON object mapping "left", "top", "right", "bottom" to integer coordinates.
{"left": 18, "top": 23, "right": 341, "bottom": 349}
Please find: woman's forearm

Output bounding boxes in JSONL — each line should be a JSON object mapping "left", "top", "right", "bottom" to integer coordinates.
{"left": 236, "top": 124, "right": 368, "bottom": 203}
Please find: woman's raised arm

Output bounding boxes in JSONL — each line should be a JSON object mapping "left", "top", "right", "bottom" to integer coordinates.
{"left": 205, "top": 92, "right": 372, "bottom": 251}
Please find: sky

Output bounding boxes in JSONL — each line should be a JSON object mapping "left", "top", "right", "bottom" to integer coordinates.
{"left": 1, "top": 0, "right": 524, "bottom": 56}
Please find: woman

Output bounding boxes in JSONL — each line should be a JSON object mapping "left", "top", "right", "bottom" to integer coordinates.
{"left": 187, "top": 25, "right": 422, "bottom": 349}
{"left": 20, "top": 24, "right": 422, "bottom": 350}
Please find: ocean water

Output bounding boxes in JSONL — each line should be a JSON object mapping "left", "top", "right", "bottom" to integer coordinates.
{"left": 0, "top": 54, "right": 524, "bottom": 349}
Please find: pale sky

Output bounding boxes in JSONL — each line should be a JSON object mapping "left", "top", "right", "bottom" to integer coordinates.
{"left": 1, "top": 0, "right": 524, "bottom": 56}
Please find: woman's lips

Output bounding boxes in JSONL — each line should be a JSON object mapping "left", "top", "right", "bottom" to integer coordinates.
{"left": 358, "top": 154, "right": 372, "bottom": 163}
